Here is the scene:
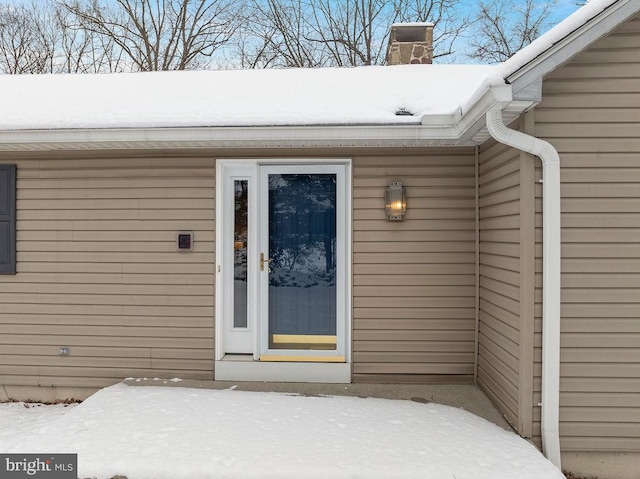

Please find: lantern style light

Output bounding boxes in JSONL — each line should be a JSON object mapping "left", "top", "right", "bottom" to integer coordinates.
{"left": 385, "top": 181, "right": 406, "bottom": 221}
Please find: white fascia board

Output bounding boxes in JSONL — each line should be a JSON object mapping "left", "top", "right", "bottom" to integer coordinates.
{"left": 0, "top": 123, "right": 470, "bottom": 151}
{"left": 420, "top": 84, "right": 513, "bottom": 130}
{"left": 512, "top": 78, "right": 542, "bottom": 103}
{"left": 456, "top": 84, "right": 513, "bottom": 135}
{"left": 416, "top": 83, "right": 514, "bottom": 143}
{"left": 448, "top": 84, "right": 516, "bottom": 142}
{"left": 419, "top": 114, "right": 456, "bottom": 127}
{"left": 507, "top": 0, "right": 640, "bottom": 90}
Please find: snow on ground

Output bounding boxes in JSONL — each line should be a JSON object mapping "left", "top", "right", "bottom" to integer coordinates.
{"left": 0, "top": 383, "right": 564, "bottom": 479}
{"left": 0, "top": 401, "right": 77, "bottom": 446}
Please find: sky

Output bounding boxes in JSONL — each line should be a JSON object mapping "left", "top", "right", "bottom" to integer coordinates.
{"left": 541, "top": 0, "right": 585, "bottom": 30}
{"left": 0, "top": 0, "right": 585, "bottom": 67}
{"left": 553, "top": 0, "right": 584, "bottom": 19}
{"left": 0, "top": 0, "right": 583, "bottom": 28}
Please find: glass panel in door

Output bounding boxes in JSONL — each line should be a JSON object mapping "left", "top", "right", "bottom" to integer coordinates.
{"left": 267, "top": 173, "right": 337, "bottom": 350}
{"left": 233, "top": 180, "right": 248, "bottom": 329}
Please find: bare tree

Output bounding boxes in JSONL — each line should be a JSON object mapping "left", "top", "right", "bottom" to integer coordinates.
{"left": 0, "top": 0, "right": 569, "bottom": 73}
{"left": 304, "top": 0, "right": 391, "bottom": 66}
{"left": 0, "top": 3, "right": 55, "bottom": 73}
{"left": 0, "top": 0, "right": 127, "bottom": 74}
{"left": 393, "top": 0, "right": 466, "bottom": 60}
{"left": 54, "top": 3, "right": 127, "bottom": 73}
{"left": 58, "top": 0, "right": 243, "bottom": 71}
{"left": 466, "top": 0, "right": 558, "bottom": 63}
{"left": 236, "top": 0, "right": 468, "bottom": 68}
{"left": 237, "top": 0, "right": 328, "bottom": 68}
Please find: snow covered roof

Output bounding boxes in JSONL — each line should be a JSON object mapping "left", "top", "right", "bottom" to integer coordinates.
{"left": 0, "top": 65, "right": 494, "bottom": 131}
{"left": 0, "top": 0, "right": 637, "bottom": 150}
{"left": 495, "top": 0, "right": 626, "bottom": 82}
{"left": 391, "top": 22, "right": 434, "bottom": 27}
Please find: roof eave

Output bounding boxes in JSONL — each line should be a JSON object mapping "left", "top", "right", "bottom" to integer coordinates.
{"left": 452, "top": 84, "right": 514, "bottom": 142}
{"left": 0, "top": 85, "right": 518, "bottom": 151}
{"left": 507, "top": 0, "right": 640, "bottom": 92}
{"left": 0, "top": 67, "right": 533, "bottom": 152}
{"left": 0, "top": 123, "right": 478, "bottom": 151}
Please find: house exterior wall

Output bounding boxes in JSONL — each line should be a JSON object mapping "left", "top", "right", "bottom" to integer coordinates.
{"left": 352, "top": 150, "right": 477, "bottom": 383}
{"left": 477, "top": 118, "right": 535, "bottom": 437}
{"left": 0, "top": 154, "right": 216, "bottom": 392}
{"left": 0, "top": 148, "right": 477, "bottom": 393}
{"left": 531, "top": 13, "right": 640, "bottom": 457}
{"left": 478, "top": 133, "right": 522, "bottom": 428}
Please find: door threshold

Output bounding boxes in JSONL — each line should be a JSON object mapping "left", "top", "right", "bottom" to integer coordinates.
{"left": 221, "top": 354, "right": 255, "bottom": 362}
{"left": 260, "top": 355, "right": 345, "bottom": 363}
{"left": 215, "top": 359, "right": 351, "bottom": 383}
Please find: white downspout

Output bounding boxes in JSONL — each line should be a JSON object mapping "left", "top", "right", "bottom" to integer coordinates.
{"left": 485, "top": 107, "right": 562, "bottom": 468}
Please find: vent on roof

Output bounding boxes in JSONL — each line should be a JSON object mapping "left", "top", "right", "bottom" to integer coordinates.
{"left": 395, "top": 108, "right": 413, "bottom": 116}
{"left": 386, "top": 23, "right": 434, "bottom": 65}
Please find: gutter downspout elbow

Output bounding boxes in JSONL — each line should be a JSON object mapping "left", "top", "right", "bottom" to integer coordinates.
{"left": 485, "top": 107, "right": 562, "bottom": 469}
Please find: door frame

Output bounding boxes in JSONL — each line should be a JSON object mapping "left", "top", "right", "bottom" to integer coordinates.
{"left": 258, "top": 163, "right": 347, "bottom": 362}
{"left": 218, "top": 162, "right": 257, "bottom": 356}
{"left": 215, "top": 159, "right": 352, "bottom": 379}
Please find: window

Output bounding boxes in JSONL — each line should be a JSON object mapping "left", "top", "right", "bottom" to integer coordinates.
{"left": 0, "top": 165, "right": 16, "bottom": 274}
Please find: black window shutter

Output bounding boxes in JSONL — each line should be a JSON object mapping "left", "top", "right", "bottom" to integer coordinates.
{"left": 0, "top": 165, "right": 16, "bottom": 274}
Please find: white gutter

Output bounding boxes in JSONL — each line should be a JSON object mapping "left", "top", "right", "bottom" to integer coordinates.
{"left": 485, "top": 107, "right": 562, "bottom": 469}
{"left": 0, "top": 123, "right": 469, "bottom": 151}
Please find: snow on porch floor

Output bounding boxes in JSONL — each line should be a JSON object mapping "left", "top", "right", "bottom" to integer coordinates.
{"left": 0, "top": 382, "right": 564, "bottom": 479}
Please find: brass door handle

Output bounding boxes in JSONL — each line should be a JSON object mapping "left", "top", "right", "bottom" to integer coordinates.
{"left": 260, "top": 253, "right": 273, "bottom": 271}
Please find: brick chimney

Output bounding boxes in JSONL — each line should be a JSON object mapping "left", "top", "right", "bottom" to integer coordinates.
{"left": 386, "top": 23, "right": 434, "bottom": 65}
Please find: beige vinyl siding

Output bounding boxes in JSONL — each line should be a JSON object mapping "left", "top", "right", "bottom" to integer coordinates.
{"left": 478, "top": 136, "right": 520, "bottom": 428}
{"left": 352, "top": 150, "right": 477, "bottom": 383}
{"left": 477, "top": 119, "right": 535, "bottom": 436}
{"left": 0, "top": 155, "right": 215, "bottom": 388}
{"left": 532, "top": 14, "right": 640, "bottom": 451}
{"left": 2, "top": 148, "right": 480, "bottom": 388}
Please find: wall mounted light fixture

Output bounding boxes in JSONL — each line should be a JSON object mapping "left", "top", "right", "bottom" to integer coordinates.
{"left": 385, "top": 181, "right": 406, "bottom": 220}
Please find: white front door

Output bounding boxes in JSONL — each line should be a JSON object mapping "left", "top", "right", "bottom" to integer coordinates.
{"left": 216, "top": 160, "right": 348, "bottom": 363}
